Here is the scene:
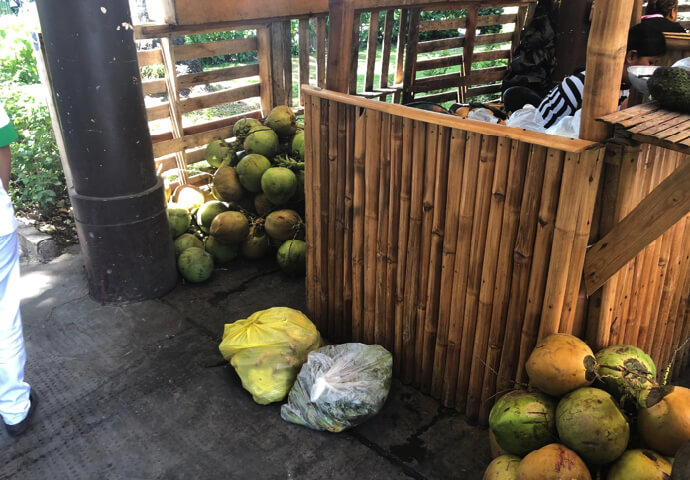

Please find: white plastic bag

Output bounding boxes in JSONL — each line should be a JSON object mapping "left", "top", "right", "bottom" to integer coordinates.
{"left": 467, "top": 107, "right": 500, "bottom": 124}
{"left": 546, "top": 109, "right": 582, "bottom": 138}
{"left": 280, "top": 343, "right": 393, "bottom": 432}
{"left": 505, "top": 105, "right": 547, "bottom": 133}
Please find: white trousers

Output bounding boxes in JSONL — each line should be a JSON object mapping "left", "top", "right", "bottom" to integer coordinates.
{"left": 0, "top": 230, "right": 30, "bottom": 425}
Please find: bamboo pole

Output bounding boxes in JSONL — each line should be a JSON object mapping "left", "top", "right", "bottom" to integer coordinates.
{"left": 559, "top": 148, "right": 604, "bottom": 334}
{"left": 414, "top": 124, "right": 440, "bottom": 385}
{"left": 310, "top": 97, "right": 325, "bottom": 329}
{"left": 363, "top": 110, "right": 382, "bottom": 345}
{"left": 375, "top": 113, "right": 392, "bottom": 346}
{"left": 351, "top": 107, "right": 367, "bottom": 342}
{"left": 326, "top": 101, "right": 339, "bottom": 338}
{"left": 318, "top": 98, "right": 331, "bottom": 332}
{"left": 334, "top": 101, "right": 347, "bottom": 341}
{"left": 431, "top": 129, "right": 467, "bottom": 398}
{"left": 466, "top": 135, "right": 508, "bottom": 420}
{"left": 493, "top": 141, "right": 530, "bottom": 392}
{"left": 442, "top": 131, "right": 481, "bottom": 406}
{"left": 394, "top": 118, "right": 415, "bottom": 375}
{"left": 343, "top": 105, "right": 356, "bottom": 343}
{"left": 421, "top": 126, "right": 450, "bottom": 394}
{"left": 539, "top": 152, "right": 587, "bottom": 339}
{"left": 386, "top": 116, "right": 405, "bottom": 354}
{"left": 458, "top": 135, "right": 498, "bottom": 415}
{"left": 579, "top": 0, "right": 634, "bottom": 142}
{"left": 402, "top": 121, "right": 427, "bottom": 384}
{"left": 304, "top": 94, "right": 317, "bottom": 320}
{"left": 479, "top": 139, "right": 528, "bottom": 420}
{"left": 497, "top": 145, "right": 547, "bottom": 386}
{"left": 513, "top": 148, "right": 564, "bottom": 385}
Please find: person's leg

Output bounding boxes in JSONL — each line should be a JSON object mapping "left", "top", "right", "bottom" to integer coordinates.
{"left": 0, "top": 230, "right": 31, "bottom": 427}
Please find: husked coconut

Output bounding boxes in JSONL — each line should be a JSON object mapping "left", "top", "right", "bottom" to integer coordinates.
{"left": 483, "top": 455, "right": 520, "bottom": 480}
{"left": 212, "top": 166, "right": 244, "bottom": 202}
{"left": 515, "top": 444, "right": 591, "bottom": 480}
{"left": 638, "top": 386, "right": 690, "bottom": 457}
{"left": 525, "top": 334, "right": 596, "bottom": 396}
{"left": 210, "top": 211, "right": 250, "bottom": 244}
{"left": 607, "top": 449, "right": 672, "bottom": 480}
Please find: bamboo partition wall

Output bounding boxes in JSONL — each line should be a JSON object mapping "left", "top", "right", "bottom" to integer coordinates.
{"left": 303, "top": 85, "right": 606, "bottom": 421}
{"left": 585, "top": 144, "right": 690, "bottom": 378}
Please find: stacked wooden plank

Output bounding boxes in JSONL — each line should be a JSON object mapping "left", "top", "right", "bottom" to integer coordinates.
{"left": 303, "top": 85, "right": 605, "bottom": 422}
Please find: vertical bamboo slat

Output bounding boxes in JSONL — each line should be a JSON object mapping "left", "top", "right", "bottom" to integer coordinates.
{"left": 421, "top": 126, "right": 450, "bottom": 394}
{"left": 479, "top": 138, "right": 522, "bottom": 419}
{"left": 385, "top": 116, "right": 405, "bottom": 354}
{"left": 414, "top": 124, "right": 440, "bottom": 385}
{"left": 363, "top": 110, "right": 382, "bottom": 345}
{"left": 431, "top": 129, "right": 467, "bottom": 398}
{"left": 394, "top": 118, "right": 415, "bottom": 375}
{"left": 315, "top": 16, "right": 327, "bottom": 88}
{"left": 512, "top": 148, "right": 563, "bottom": 385}
{"left": 327, "top": 100, "right": 339, "bottom": 337}
{"left": 457, "top": 135, "right": 498, "bottom": 414}
{"left": 309, "top": 97, "right": 324, "bottom": 328}
{"left": 318, "top": 99, "right": 331, "bottom": 333}
{"left": 304, "top": 96, "right": 317, "bottom": 320}
{"left": 442, "top": 131, "right": 481, "bottom": 406}
{"left": 334, "top": 101, "right": 347, "bottom": 341}
{"left": 401, "top": 121, "right": 427, "bottom": 383}
{"left": 351, "top": 108, "right": 367, "bottom": 342}
{"left": 374, "top": 114, "right": 392, "bottom": 346}
{"left": 343, "top": 105, "right": 356, "bottom": 342}
{"left": 466, "top": 135, "right": 506, "bottom": 420}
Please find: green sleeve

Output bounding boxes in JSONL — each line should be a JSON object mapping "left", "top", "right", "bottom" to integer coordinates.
{"left": 0, "top": 105, "right": 18, "bottom": 147}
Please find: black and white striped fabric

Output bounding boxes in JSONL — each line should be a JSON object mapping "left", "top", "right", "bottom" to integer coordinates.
{"left": 538, "top": 71, "right": 586, "bottom": 129}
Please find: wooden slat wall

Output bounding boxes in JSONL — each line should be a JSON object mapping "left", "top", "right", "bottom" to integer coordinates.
{"left": 402, "top": 4, "right": 532, "bottom": 104}
{"left": 136, "top": 29, "right": 270, "bottom": 178}
{"left": 303, "top": 86, "right": 606, "bottom": 423}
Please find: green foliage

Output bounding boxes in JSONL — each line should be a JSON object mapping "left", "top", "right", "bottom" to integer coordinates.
{"left": 2, "top": 89, "right": 65, "bottom": 210}
{"left": 0, "top": 23, "right": 39, "bottom": 84}
{"left": 184, "top": 30, "right": 257, "bottom": 66}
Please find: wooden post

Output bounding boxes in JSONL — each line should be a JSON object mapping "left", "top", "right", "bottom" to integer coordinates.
{"left": 256, "top": 26, "right": 274, "bottom": 115}
{"left": 298, "top": 19, "right": 311, "bottom": 105}
{"left": 327, "top": 0, "right": 356, "bottom": 93}
{"left": 579, "top": 0, "right": 634, "bottom": 142}
{"left": 269, "top": 21, "right": 293, "bottom": 106}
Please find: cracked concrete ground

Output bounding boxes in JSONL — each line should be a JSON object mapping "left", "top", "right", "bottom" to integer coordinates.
{"left": 1, "top": 247, "right": 494, "bottom": 480}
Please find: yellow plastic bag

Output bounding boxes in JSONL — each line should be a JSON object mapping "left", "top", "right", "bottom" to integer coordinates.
{"left": 219, "top": 307, "right": 322, "bottom": 405}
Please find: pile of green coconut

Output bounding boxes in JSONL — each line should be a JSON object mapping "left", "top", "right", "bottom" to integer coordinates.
{"left": 484, "top": 334, "right": 690, "bottom": 479}
{"left": 166, "top": 105, "right": 307, "bottom": 283}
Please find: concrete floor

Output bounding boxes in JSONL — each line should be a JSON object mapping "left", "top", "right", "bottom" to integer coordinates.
{"left": 1, "top": 248, "right": 493, "bottom": 480}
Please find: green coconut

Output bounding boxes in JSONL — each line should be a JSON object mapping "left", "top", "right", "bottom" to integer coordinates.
{"left": 264, "top": 105, "right": 297, "bottom": 138}
{"left": 240, "top": 225, "right": 271, "bottom": 260}
{"left": 595, "top": 344, "right": 660, "bottom": 407}
{"left": 209, "top": 211, "right": 250, "bottom": 244}
{"left": 516, "top": 444, "right": 591, "bottom": 480}
{"left": 233, "top": 118, "right": 263, "bottom": 139}
{"left": 177, "top": 247, "right": 214, "bottom": 283}
{"left": 243, "top": 126, "right": 279, "bottom": 159}
{"left": 277, "top": 239, "right": 306, "bottom": 275}
{"left": 261, "top": 167, "right": 297, "bottom": 206}
{"left": 174, "top": 233, "right": 203, "bottom": 257}
{"left": 608, "top": 449, "right": 672, "bottom": 480}
{"left": 196, "top": 200, "right": 229, "bottom": 234}
{"left": 235, "top": 154, "right": 272, "bottom": 192}
{"left": 556, "top": 387, "right": 630, "bottom": 465}
{"left": 488, "top": 390, "right": 557, "bottom": 457}
{"left": 264, "top": 209, "right": 303, "bottom": 242}
{"left": 167, "top": 207, "right": 191, "bottom": 238}
{"left": 291, "top": 130, "right": 305, "bottom": 161}
{"left": 483, "top": 455, "right": 520, "bottom": 480}
{"left": 254, "top": 193, "right": 275, "bottom": 216}
{"left": 212, "top": 166, "right": 244, "bottom": 202}
{"left": 205, "top": 235, "right": 239, "bottom": 264}
{"left": 291, "top": 168, "right": 305, "bottom": 202}
{"left": 204, "top": 139, "right": 231, "bottom": 168}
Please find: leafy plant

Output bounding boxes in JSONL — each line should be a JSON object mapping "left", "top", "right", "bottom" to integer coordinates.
{"left": 0, "top": 22, "right": 39, "bottom": 84}
{"left": 1, "top": 88, "right": 66, "bottom": 211}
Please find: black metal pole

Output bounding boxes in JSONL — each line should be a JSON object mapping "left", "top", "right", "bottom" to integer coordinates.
{"left": 35, "top": 0, "right": 177, "bottom": 303}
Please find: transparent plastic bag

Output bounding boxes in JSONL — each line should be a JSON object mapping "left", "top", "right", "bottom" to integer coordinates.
{"left": 280, "top": 343, "right": 393, "bottom": 432}
{"left": 505, "top": 105, "right": 547, "bottom": 133}
{"left": 466, "top": 107, "right": 500, "bottom": 124}
{"left": 219, "top": 307, "right": 322, "bottom": 405}
{"left": 545, "top": 108, "right": 582, "bottom": 138}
